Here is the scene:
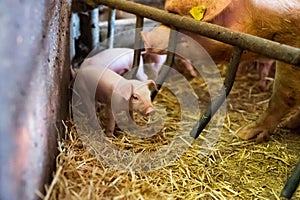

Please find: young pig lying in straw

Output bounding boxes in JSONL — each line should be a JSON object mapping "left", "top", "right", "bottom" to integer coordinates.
{"left": 72, "top": 48, "right": 157, "bottom": 137}
{"left": 162, "top": 0, "right": 300, "bottom": 141}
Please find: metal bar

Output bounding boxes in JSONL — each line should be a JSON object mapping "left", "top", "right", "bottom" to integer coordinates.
{"left": 70, "top": 13, "right": 80, "bottom": 61}
{"left": 107, "top": 8, "right": 116, "bottom": 48}
{"left": 190, "top": 47, "right": 243, "bottom": 139}
{"left": 89, "top": 0, "right": 300, "bottom": 66}
{"left": 151, "top": 26, "right": 177, "bottom": 101}
{"left": 223, "top": 47, "right": 244, "bottom": 96}
{"left": 130, "top": 15, "right": 144, "bottom": 79}
{"left": 90, "top": 8, "right": 99, "bottom": 49}
{"left": 280, "top": 157, "right": 300, "bottom": 199}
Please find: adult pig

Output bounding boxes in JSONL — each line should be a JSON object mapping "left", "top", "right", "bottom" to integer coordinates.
{"left": 73, "top": 57, "right": 157, "bottom": 137}
{"left": 164, "top": 0, "right": 300, "bottom": 141}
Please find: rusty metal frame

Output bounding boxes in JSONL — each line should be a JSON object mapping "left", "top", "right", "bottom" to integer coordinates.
{"left": 83, "top": 0, "right": 300, "bottom": 199}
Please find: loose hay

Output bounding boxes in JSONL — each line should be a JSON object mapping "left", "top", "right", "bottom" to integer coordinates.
{"left": 41, "top": 65, "right": 300, "bottom": 200}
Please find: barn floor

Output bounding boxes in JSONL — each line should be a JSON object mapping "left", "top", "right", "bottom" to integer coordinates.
{"left": 41, "top": 64, "right": 300, "bottom": 200}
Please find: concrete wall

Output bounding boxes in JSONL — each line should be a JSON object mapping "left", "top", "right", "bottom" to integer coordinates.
{"left": 0, "top": 0, "right": 167, "bottom": 199}
{"left": 0, "top": 0, "right": 71, "bottom": 200}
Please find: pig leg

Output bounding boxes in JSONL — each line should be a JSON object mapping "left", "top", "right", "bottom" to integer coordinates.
{"left": 73, "top": 69, "right": 99, "bottom": 127}
{"left": 104, "top": 105, "right": 115, "bottom": 137}
{"left": 237, "top": 62, "right": 300, "bottom": 141}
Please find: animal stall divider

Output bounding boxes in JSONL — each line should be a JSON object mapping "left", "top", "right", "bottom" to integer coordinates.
{"left": 131, "top": 15, "right": 144, "bottom": 79}
{"left": 82, "top": 0, "right": 300, "bottom": 199}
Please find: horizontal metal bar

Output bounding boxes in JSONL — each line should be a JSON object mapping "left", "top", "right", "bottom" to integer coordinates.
{"left": 89, "top": 0, "right": 300, "bottom": 66}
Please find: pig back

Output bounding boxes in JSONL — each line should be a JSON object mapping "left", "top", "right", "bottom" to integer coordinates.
{"left": 95, "top": 68, "right": 126, "bottom": 104}
{"left": 78, "top": 65, "right": 124, "bottom": 104}
{"left": 246, "top": 0, "right": 300, "bottom": 46}
{"left": 81, "top": 48, "right": 135, "bottom": 74}
{"left": 165, "top": 0, "right": 300, "bottom": 47}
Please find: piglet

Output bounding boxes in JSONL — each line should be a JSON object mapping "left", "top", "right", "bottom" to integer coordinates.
{"left": 256, "top": 60, "right": 275, "bottom": 91}
{"left": 82, "top": 48, "right": 148, "bottom": 81}
{"left": 238, "top": 59, "right": 275, "bottom": 91}
{"left": 141, "top": 27, "right": 198, "bottom": 78}
{"left": 72, "top": 49, "right": 157, "bottom": 137}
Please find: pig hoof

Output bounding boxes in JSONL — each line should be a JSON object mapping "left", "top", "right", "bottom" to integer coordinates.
{"left": 237, "top": 124, "right": 270, "bottom": 142}
{"left": 106, "top": 134, "right": 114, "bottom": 138}
{"left": 105, "top": 130, "right": 114, "bottom": 137}
{"left": 189, "top": 69, "right": 198, "bottom": 77}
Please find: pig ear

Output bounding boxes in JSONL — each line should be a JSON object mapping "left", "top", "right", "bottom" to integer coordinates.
{"left": 118, "top": 82, "right": 133, "bottom": 101}
{"left": 202, "top": 0, "right": 231, "bottom": 21}
{"left": 70, "top": 65, "right": 78, "bottom": 79}
{"left": 145, "top": 80, "right": 158, "bottom": 91}
{"left": 165, "top": 0, "right": 231, "bottom": 22}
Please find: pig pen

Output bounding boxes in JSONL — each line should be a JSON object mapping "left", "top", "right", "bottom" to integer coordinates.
{"left": 42, "top": 1, "right": 300, "bottom": 199}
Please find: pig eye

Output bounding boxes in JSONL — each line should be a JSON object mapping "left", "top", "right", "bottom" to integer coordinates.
{"left": 132, "top": 95, "right": 139, "bottom": 100}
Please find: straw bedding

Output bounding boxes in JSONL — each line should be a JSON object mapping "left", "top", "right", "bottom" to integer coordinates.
{"left": 40, "top": 64, "right": 300, "bottom": 200}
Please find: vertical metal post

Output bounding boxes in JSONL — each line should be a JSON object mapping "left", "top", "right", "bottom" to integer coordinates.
{"left": 190, "top": 46, "right": 243, "bottom": 139}
{"left": 130, "top": 15, "right": 144, "bottom": 79}
{"left": 151, "top": 26, "right": 177, "bottom": 101}
{"left": 107, "top": 8, "right": 116, "bottom": 48}
{"left": 90, "top": 8, "right": 99, "bottom": 49}
{"left": 70, "top": 13, "right": 80, "bottom": 61}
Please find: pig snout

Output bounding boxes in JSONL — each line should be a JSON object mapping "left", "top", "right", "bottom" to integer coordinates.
{"left": 135, "top": 102, "right": 155, "bottom": 117}
{"left": 145, "top": 106, "right": 155, "bottom": 116}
